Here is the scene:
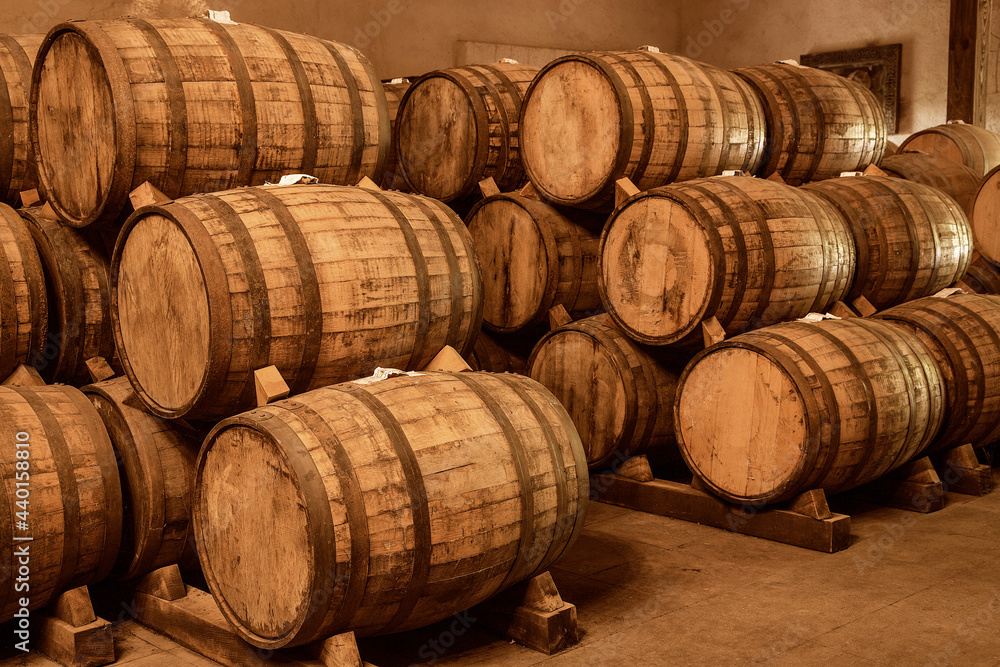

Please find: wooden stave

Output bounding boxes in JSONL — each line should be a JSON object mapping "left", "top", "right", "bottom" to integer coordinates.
{"left": 519, "top": 50, "right": 766, "bottom": 210}
{"left": 82, "top": 376, "right": 200, "bottom": 580}
{"left": 29, "top": 18, "right": 390, "bottom": 228}
{"left": 0, "top": 203, "right": 47, "bottom": 379}
{"left": 732, "top": 62, "right": 887, "bottom": 186}
{"left": 598, "top": 176, "right": 855, "bottom": 347}
{"left": 674, "top": 318, "right": 944, "bottom": 505}
{"left": 380, "top": 81, "right": 411, "bottom": 192}
{"left": 528, "top": 313, "right": 682, "bottom": 470}
{"left": 466, "top": 193, "right": 601, "bottom": 333}
{"left": 899, "top": 123, "right": 1000, "bottom": 177}
{"left": 0, "top": 384, "right": 123, "bottom": 622}
{"left": 880, "top": 151, "right": 980, "bottom": 217}
{"left": 0, "top": 34, "right": 42, "bottom": 206}
{"left": 20, "top": 207, "right": 114, "bottom": 384}
{"left": 802, "top": 175, "right": 973, "bottom": 310}
{"left": 875, "top": 294, "right": 1000, "bottom": 453}
{"left": 111, "top": 183, "right": 484, "bottom": 420}
{"left": 193, "top": 371, "right": 589, "bottom": 648}
{"left": 395, "top": 64, "right": 538, "bottom": 203}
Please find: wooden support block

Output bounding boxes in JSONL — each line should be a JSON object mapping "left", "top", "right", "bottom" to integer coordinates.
{"left": 136, "top": 564, "right": 187, "bottom": 601}
{"left": 129, "top": 181, "right": 171, "bottom": 209}
{"left": 37, "top": 586, "right": 114, "bottom": 667}
{"left": 85, "top": 356, "right": 117, "bottom": 383}
{"left": 851, "top": 295, "right": 878, "bottom": 317}
{"left": 591, "top": 475, "right": 852, "bottom": 552}
{"left": 933, "top": 444, "right": 995, "bottom": 497}
{"left": 786, "top": 489, "right": 832, "bottom": 520}
{"left": 765, "top": 172, "right": 787, "bottom": 184}
{"left": 614, "top": 178, "right": 640, "bottom": 207}
{"left": 827, "top": 300, "right": 858, "bottom": 319}
{"left": 860, "top": 457, "right": 945, "bottom": 513}
{"left": 356, "top": 175, "right": 381, "bottom": 191}
{"left": 478, "top": 176, "right": 501, "bottom": 198}
{"left": 862, "top": 163, "right": 890, "bottom": 177}
{"left": 701, "top": 316, "right": 726, "bottom": 348}
{"left": 2, "top": 364, "right": 45, "bottom": 386}
{"left": 617, "top": 455, "right": 654, "bottom": 482}
{"left": 301, "top": 632, "right": 364, "bottom": 667}
{"left": 474, "top": 572, "right": 579, "bottom": 655}
{"left": 19, "top": 188, "right": 42, "bottom": 207}
{"left": 255, "top": 365, "right": 290, "bottom": 407}
{"left": 39, "top": 202, "right": 59, "bottom": 219}
{"left": 548, "top": 304, "right": 572, "bottom": 329}
{"left": 421, "top": 345, "right": 472, "bottom": 372}
{"left": 519, "top": 181, "right": 542, "bottom": 200}
{"left": 51, "top": 586, "right": 97, "bottom": 627}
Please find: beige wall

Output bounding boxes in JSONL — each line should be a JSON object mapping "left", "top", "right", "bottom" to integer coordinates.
{"left": 677, "top": 0, "right": 950, "bottom": 143}
{"left": 0, "top": 0, "right": 681, "bottom": 79}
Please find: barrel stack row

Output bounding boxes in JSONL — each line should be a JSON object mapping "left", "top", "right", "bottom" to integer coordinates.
{"left": 0, "top": 17, "right": 593, "bottom": 653}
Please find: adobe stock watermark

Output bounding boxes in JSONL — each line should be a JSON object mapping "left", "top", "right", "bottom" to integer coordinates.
{"left": 12, "top": 430, "right": 32, "bottom": 653}
{"left": 545, "top": 0, "right": 586, "bottom": 31}
{"left": 353, "top": 0, "right": 408, "bottom": 51}
{"left": 684, "top": 0, "right": 752, "bottom": 60}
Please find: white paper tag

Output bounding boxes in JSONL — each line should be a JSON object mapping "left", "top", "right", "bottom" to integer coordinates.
{"left": 638, "top": 45, "right": 661, "bottom": 53}
{"left": 352, "top": 368, "right": 424, "bottom": 385}
{"left": 265, "top": 174, "right": 319, "bottom": 186}
{"left": 205, "top": 10, "right": 236, "bottom": 24}
{"left": 498, "top": 58, "right": 519, "bottom": 64}
{"left": 933, "top": 286, "right": 965, "bottom": 298}
{"left": 798, "top": 312, "right": 842, "bottom": 323}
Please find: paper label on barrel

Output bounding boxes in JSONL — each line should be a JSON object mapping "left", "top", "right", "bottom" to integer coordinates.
{"left": 351, "top": 367, "right": 425, "bottom": 385}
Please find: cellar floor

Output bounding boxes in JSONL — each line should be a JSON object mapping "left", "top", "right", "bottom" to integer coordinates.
{"left": 8, "top": 468, "right": 1000, "bottom": 666}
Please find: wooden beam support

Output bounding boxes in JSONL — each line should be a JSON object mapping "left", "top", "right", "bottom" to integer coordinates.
{"left": 2, "top": 364, "right": 45, "bottom": 386}
{"left": 591, "top": 475, "right": 851, "bottom": 553}
{"left": 948, "top": 0, "right": 986, "bottom": 124}
{"left": 254, "top": 366, "right": 290, "bottom": 407}
{"left": 860, "top": 457, "right": 946, "bottom": 513}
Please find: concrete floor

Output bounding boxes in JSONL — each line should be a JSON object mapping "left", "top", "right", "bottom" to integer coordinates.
{"left": 5, "top": 469, "right": 1000, "bottom": 666}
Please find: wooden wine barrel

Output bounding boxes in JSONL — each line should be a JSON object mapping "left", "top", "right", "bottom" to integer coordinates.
{"left": 803, "top": 175, "right": 973, "bottom": 310}
{"left": 519, "top": 49, "right": 766, "bottom": 210}
{"left": 0, "top": 34, "right": 42, "bottom": 206}
{"left": 675, "top": 318, "right": 944, "bottom": 505}
{"left": 82, "top": 376, "right": 199, "bottom": 580}
{"left": 876, "top": 294, "right": 1000, "bottom": 453}
{"left": 970, "top": 165, "right": 1000, "bottom": 264}
{"left": 20, "top": 207, "right": 114, "bottom": 384}
{"left": 112, "top": 183, "right": 483, "bottom": 420}
{"left": 879, "top": 152, "right": 980, "bottom": 216}
{"left": 599, "top": 175, "right": 855, "bottom": 346}
{"left": 380, "top": 80, "right": 411, "bottom": 192}
{"left": 0, "top": 203, "right": 47, "bottom": 380}
{"left": 528, "top": 314, "right": 684, "bottom": 469}
{"left": 0, "top": 384, "right": 122, "bottom": 622}
{"left": 961, "top": 253, "right": 1000, "bottom": 295}
{"left": 30, "top": 18, "right": 389, "bottom": 227}
{"left": 194, "top": 370, "right": 588, "bottom": 647}
{"left": 466, "top": 193, "right": 601, "bottom": 333}
{"left": 899, "top": 122, "right": 1000, "bottom": 176}
{"left": 733, "top": 62, "right": 887, "bottom": 185}
{"left": 465, "top": 331, "right": 531, "bottom": 374}
{"left": 395, "top": 63, "right": 538, "bottom": 203}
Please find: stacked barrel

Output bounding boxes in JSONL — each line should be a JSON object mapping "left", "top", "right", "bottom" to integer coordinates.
{"left": 0, "top": 17, "right": 592, "bottom": 653}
